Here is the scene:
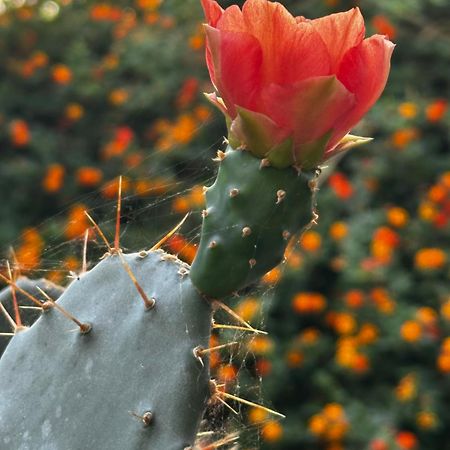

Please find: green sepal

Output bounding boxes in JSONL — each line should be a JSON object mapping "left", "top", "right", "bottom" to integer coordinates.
{"left": 266, "top": 137, "right": 294, "bottom": 168}
{"left": 296, "top": 131, "right": 331, "bottom": 170}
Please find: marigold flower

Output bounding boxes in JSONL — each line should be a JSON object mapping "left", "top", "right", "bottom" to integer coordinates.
{"left": 65, "top": 204, "right": 90, "bottom": 240}
{"left": 292, "top": 292, "right": 326, "bottom": 314}
{"left": 395, "top": 431, "right": 418, "bottom": 450}
{"left": 391, "top": 128, "right": 419, "bottom": 149}
{"left": 344, "top": 289, "right": 365, "bottom": 308}
{"left": 286, "top": 350, "right": 304, "bottom": 367}
{"left": 400, "top": 321, "right": 422, "bottom": 342}
{"left": 76, "top": 167, "right": 103, "bottom": 187}
{"left": 261, "top": 421, "right": 283, "bottom": 442}
{"left": 202, "top": 0, "right": 393, "bottom": 168}
{"left": 217, "top": 363, "right": 238, "bottom": 382}
{"left": 357, "top": 323, "right": 378, "bottom": 345}
{"left": 329, "top": 221, "right": 348, "bottom": 240}
{"left": 328, "top": 172, "right": 354, "bottom": 199}
{"left": 52, "top": 64, "right": 73, "bottom": 85}
{"left": 10, "top": 119, "right": 30, "bottom": 147}
{"left": 247, "top": 336, "right": 274, "bottom": 354}
{"left": 397, "top": 102, "right": 418, "bottom": 119}
{"left": 42, "top": 164, "right": 65, "bottom": 193}
{"left": 386, "top": 206, "right": 409, "bottom": 228}
{"left": 426, "top": 99, "right": 447, "bottom": 122}
{"left": 415, "top": 248, "right": 447, "bottom": 270}
{"left": 248, "top": 406, "right": 268, "bottom": 424}
{"left": 416, "top": 411, "right": 437, "bottom": 430}
{"left": 371, "top": 15, "right": 396, "bottom": 40}
{"left": 109, "top": 89, "right": 129, "bottom": 105}
{"left": 236, "top": 297, "right": 260, "bottom": 322}
{"left": 65, "top": 103, "right": 85, "bottom": 121}
{"left": 300, "top": 230, "right": 322, "bottom": 252}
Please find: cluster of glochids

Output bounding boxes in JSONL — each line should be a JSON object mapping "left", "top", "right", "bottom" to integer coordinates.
{"left": 0, "top": 152, "right": 307, "bottom": 449}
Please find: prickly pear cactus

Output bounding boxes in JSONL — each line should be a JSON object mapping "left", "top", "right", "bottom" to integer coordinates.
{"left": 0, "top": 250, "right": 212, "bottom": 450}
{"left": 0, "top": 277, "right": 64, "bottom": 354}
{"left": 190, "top": 146, "right": 314, "bottom": 298}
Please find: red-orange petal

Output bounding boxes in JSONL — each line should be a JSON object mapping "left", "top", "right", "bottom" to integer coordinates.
{"left": 330, "top": 34, "right": 394, "bottom": 149}
{"left": 204, "top": 25, "right": 263, "bottom": 117}
{"left": 262, "top": 76, "right": 355, "bottom": 146}
{"left": 311, "top": 8, "right": 365, "bottom": 71}
{"left": 201, "top": 0, "right": 223, "bottom": 27}
{"left": 241, "top": 0, "right": 330, "bottom": 84}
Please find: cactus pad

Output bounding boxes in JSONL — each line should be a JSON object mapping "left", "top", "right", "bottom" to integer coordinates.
{"left": 0, "top": 277, "right": 64, "bottom": 354}
{"left": 190, "top": 147, "right": 313, "bottom": 298}
{"left": 0, "top": 250, "right": 212, "bottom": 450}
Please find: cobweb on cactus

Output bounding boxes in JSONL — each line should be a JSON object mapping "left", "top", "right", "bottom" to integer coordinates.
{"left": 0, "top": 117, "right": 318, "bottom": 449}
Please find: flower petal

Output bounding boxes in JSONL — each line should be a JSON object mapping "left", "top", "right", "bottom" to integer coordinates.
{"left": 311, "top": 8, "right": 365, "bottom": 71}
{"left": 262, "top": 76, "right": 355, "bottom": 147}
{"left": 330, "top": 34, "right": 394, "bottom": 148}
{"left": 241, "top": 0, "right": 330, "bottom": 84}
{"left": 201, "top": 0, "right": 223, "bottom": 27}
{"left": 204, "top": 25, "right": 263, "bottom": 117}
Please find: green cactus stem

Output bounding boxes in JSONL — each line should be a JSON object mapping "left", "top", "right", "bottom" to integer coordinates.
{"left": 190, "top": 146, "right": 315, "bottom": 298}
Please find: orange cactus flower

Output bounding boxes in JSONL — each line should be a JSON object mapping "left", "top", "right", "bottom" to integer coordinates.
{"left": 202, "top": 0, "right": 393, "bottom": 168}
{"left": 52, "top": 64, "right": 73, "bottom": 85}
{"left": 42, "top": 164, "right": 65, "bottom": 193}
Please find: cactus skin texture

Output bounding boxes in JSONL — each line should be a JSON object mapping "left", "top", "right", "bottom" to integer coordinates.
{"left": 190, "top": 146, "right": 313, "bottom": 298}
{"left": 0, "top": 277, "right": 64, "bottom": 354}
{"left": 0, "top": 251, "right": 211, "bottom": 450}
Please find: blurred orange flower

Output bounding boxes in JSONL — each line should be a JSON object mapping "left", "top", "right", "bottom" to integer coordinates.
{"left": 76, "top": 167, "right": 103, "bottom": 187}
{"left": 42, "top": 164, "right": 65, "bottom": 193}
{"left": 10, "top": 119, "right": 30, "bottom": 147}
{"left": 52, "top": 64, "right": 73, "bottom": 85}
{"left": 415, "top": 248, "right": 447, "bottom": 270}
